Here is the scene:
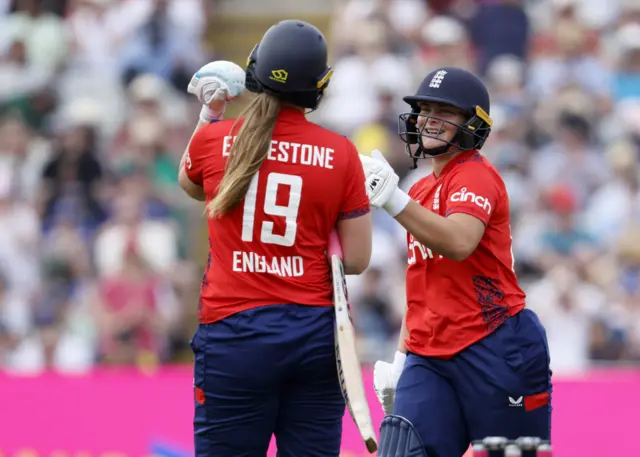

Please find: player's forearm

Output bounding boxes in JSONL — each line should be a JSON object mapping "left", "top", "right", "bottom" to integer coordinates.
{"left": 179, "top": 119, "right": 208, "bottom": 169}
{"left": 178, "top": 120, "right": 208, "bottom": 201}
{"left": 395, "top": 200, "right": 469, "bottom": 261}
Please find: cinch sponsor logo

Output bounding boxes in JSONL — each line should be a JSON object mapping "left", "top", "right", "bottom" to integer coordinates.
{"left": 449, "top": 187, "right": 492, "bottom": 214}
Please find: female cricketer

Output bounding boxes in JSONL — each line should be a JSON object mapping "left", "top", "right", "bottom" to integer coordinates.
{"left": 177, "top": 20, "right": 372, "bottom": 457}
{"left": 362, "top": 67, "right": 552, "bottom": 457}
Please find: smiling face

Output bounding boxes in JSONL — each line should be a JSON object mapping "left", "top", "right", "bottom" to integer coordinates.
{"left": 416, "top": 101, "right": 468, "bottom": 150}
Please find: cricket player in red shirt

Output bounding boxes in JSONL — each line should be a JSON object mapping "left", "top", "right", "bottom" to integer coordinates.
{"left": 177, "top": 21, "right": 372, "bottom": 457}
{"left": 362, "top": 68, "right": 552, "bottom": 457}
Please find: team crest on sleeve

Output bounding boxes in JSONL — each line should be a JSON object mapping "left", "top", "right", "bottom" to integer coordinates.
{"left": 429, "top": 70, "right": 448, "bottom": 88}
{"left": 186, "top": 152, "right": 192, "bottom": 169}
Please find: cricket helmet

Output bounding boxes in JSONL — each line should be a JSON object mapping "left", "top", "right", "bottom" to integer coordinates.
{"left": 398, "top": 67, "right": 493, "bottom": 165}
{"left": 245, "top": 20, "right": 333, "bottom": 110}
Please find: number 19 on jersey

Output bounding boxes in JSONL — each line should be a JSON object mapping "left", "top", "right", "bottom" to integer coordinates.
{"left": 241, "top": 171, "right": 302, "bottom": 247}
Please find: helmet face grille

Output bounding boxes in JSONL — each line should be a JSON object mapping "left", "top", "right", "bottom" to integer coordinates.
{"left": 398, "top": 110, "right": 492, "bottom": 160}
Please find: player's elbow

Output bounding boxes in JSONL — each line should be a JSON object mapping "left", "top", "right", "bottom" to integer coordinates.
{"left": 342, "top": 242, "right": 372, "bottom": 275}
{"left": 343, "top": 257, "right": 370, "bottom": 275}
{"left": 444, "top": 230, "right": 480, "bottom": 261}
{"left": 449, "top": 243, "right": 475, "bottom": 262}
{"left": 336, "top": 212, "right": 373, "bottom": 275}
{"left": 181, "top": 183, "right": 206, "bottom": 201}
{"left": 178, "top": 169, "right": 206, "bottom": 201}
{"left": 446, "top": 214, "right": 485, "bottom": 261}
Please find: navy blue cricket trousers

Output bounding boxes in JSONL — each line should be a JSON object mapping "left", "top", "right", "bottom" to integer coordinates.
{"left": 190, "top": 304, "right": 345, "bottom": 457}
{"left": 394, "top": 309, "right": 552, "bottom": 457}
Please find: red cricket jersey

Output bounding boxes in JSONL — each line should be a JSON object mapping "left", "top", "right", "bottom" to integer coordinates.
{"left": 185, "top": 107, "right": 370, "bottom": 324}
{"left": 404, "top": 149, "right": 526, "bottom": 358}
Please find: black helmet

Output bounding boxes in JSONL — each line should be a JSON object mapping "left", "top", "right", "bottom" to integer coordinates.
{"left": 398, "top": 67, "right": 493, "bottom": 166}
{"left": 245, "top": 20, "right": 334, "bottom": 110}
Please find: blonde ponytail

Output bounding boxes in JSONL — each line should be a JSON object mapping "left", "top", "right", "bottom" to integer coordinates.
{"left": 207, "top": 93, "right": 281, "bottom": 218}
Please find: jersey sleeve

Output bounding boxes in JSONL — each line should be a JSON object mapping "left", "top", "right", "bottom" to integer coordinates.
{"left": 184, "top": 123, "right": 217, "bottom": 186}
{"left": 444, "top": 165, "right": 500, "bottom": 225}
{"left": 338, "top": 139, "right": 370, "bottom": 220}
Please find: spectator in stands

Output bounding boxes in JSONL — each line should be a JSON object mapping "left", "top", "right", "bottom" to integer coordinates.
{"left": 118, "top": 0, "right": 203, "bottom": 91}
{"left": 40, "top": 102, "right": 106, "bottom": 234}
{"left": 93, "top": 189, "right": 177, "bottom": 278}
{"left": 468, "top": 0, "right": 530, "bottom": 75}
{"left": 94, "top": 241, "right": 177, "bottom": 366}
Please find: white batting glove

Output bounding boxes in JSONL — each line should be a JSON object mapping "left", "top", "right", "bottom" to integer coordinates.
{"left": 359, "top": 150, "right": 411, "bottom": 217}
{"left": 373, "top": 351, "right": 406, "bottom": 415}
{"left": 187, "top": 60, "right": 246, "bottom": 123}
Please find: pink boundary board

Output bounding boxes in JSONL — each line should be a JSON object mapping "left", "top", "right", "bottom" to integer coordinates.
{"left": 0, "top": 367, "right": 638, "bottom": 457}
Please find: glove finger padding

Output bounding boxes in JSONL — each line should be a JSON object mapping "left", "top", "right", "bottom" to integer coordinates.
{"left": 371, "top": 149, "right": 391, "bottom": 165}
{"left": 359, "top": 149, "right": 411, "bottom": 216}
{"left": 188, "top": 61, "right": 246, "bottom": 106}
{"left": 188, "top": 60, "right": 245, "bottom": 99}
{"left": 366, "top": 173, "right": 399, "bottom": 209}
{"left": 188, "top": 77, "right": 229, "bottom": 105}
{"left": 203, "top": 82, "right": 230, "bottom": 105}
{"left": 374, "top": 361, "right": 397, "bottom": 415}
{"left": 373, "top": 351, "right": 406, "bottom": 414}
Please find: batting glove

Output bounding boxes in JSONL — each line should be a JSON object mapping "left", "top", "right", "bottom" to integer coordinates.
{"left": 373, "top": 351, "right": 406, "bottom": 415}
{"left": 359, "top": 150, "right": 411, "bottom": 217}
{"left": 187, "top": 61, "right": 246, "bottom": 123}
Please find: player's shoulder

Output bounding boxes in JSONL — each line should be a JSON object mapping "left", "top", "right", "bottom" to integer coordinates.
{"left": 203, "top": 119, "right": 238, "bottom": 135}
{"left": 448, "top": 151, "right": 505, "bottom": 187}
{"left": 304, "top": 120, "right": 357, "bottom": 151}
{"left": 190, "top": 119, "right": 235, "bottom": 145}
{"left": 188, "top": 120, "right": 239, "bottom": 170}
{"left": 453, "top": 151, "right": 493, "bottom": 172}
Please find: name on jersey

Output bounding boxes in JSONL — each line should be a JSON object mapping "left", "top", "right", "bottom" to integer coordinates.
{"left": 223, "top": 136, "right": 334, "bottom": 170}
{"left": 233, "top": 251, "right": 304, "bottom": 277}
{"left": 450, "top": 187, "right": 492, "bottom": 214}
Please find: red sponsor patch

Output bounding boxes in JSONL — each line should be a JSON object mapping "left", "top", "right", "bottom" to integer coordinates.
{"left": 524, "top": 391, "right": 549, "bottom": 411}
{"left": 195, "top": 386, "right": 205, "bottom": 405}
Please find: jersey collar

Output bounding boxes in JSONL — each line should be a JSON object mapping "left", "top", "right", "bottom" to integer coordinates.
{"left": 437, "top": 149, "right": 479, "bottom": 178}
{"left": 278, "top": 106, "right": 307, "bottom": 123}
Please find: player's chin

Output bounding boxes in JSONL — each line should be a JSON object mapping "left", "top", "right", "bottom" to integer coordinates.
{"left": 421, "top": 136, "right": 449, "bottom": 150}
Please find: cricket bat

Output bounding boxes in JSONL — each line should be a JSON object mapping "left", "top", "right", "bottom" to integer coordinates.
{"left": 329, "top": 229, "right": 378, "bottom": 454}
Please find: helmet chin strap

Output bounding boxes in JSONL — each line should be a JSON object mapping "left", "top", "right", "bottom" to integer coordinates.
{"left": 409, "top": 143, "right": 450, "bottom": 170}
{"left": 422, "top": 143, "right": 452, "bottom": 157}
{"left": 409, "top": 131, "right": 460, "bottom": 169}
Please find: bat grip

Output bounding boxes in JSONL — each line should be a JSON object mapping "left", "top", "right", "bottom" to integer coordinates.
{"left": 328, "top": 229, "right": 344, "bottom": 260}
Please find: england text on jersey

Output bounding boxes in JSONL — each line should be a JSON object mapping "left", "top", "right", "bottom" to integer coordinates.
{"left": 232, "top": 251, "right": 304, "bottom": 277}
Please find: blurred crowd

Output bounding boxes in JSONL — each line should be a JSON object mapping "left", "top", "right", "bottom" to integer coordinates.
{"left": 0, "top": 0, "right": 211, "bottom": 373}
{"left": 0, "top": 0, "right": 639, "bottom": 377}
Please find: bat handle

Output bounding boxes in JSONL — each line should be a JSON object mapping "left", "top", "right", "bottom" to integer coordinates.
{"left": 328, "top": 229, "right": 344, "bottom": 260}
